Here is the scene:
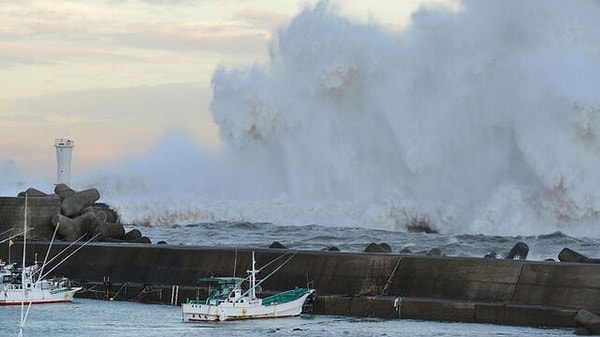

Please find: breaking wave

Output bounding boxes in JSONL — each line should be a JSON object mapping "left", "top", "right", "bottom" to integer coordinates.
{"left": 5, "top": 1, "right": 600, "bottom": 237}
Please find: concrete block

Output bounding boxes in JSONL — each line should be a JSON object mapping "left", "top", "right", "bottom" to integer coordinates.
{"left": 474, "top": 303, "right": 505, "bottom": 324}
{"left": 389, "top": 256, "right": 521, "bottom": 302}
{"left": 313, "top": 296, "right": 397, "bottom": 318}
{"left": 575, "top": 309, "right": 600, "bottom": 335}
{"left": 502, "top": 304, "right": 576, "bottom": 327}
{"left": 61, "top": 188, "right": 100, "bottom": 217}
{"left": 511, "top": 262, "right": 600, "bottom": 309}
{"left": 0, "top": 196, "right": 60, "bottom": 240}
{"left": 398, "top": 298, "right": 476, "bottom": 322}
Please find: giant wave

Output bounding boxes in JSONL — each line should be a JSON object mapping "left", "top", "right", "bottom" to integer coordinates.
{"left": 4, "top": 1, "right": 600, "bottom": 237}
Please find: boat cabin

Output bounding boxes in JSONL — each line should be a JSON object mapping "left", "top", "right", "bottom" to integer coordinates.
{"left": 198, "top": 277, "right": 246, "bottom": 305}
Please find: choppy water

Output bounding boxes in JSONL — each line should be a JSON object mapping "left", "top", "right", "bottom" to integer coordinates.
{"left": 138, "top": 222, "right": 600, "bottom": 262}
{"left": 1, "top": 299, "right": 572, "bottom": 337}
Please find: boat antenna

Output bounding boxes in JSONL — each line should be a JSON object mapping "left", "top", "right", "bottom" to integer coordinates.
{"left": 18, "top": 194, "right": 28, "bottom": 337}
{"left": 0, "top": 228, "right": 13, "bottom": 238}
{"left": 234, "top": 251, "right": 298, "bottom": 303}
{"left": 249, "top": 251, "right": 257, "bottom": 300}
{"left": 38, "top": 232, "right": 101, "bottom": 281}
{"left": 233, "top": 248, "right": 238, "bottom": 277}
{"left": 34, "top": 220, "right": 61, "bottom": 285}
{"left": 35, "top": 232, "right": 85, "bottom": 269}
{"left": 0, "top": 230, "right": 28, "bottom": 245}
{"left": 231, "top": 251, "right": 297, "bottom": 288}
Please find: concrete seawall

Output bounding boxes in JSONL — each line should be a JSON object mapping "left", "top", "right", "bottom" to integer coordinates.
{"left": 0, "top": 196, "right": 61, "bottom": 240}
{"left": 6, "top": 241, "right": 600, "bottom": 328}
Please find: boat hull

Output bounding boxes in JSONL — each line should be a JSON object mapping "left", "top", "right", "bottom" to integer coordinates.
{"left": 182, "top": 289, "right": 314, "bottom": 322}
{"left": 0, "top": 287, "right": 81, "bottom": 306}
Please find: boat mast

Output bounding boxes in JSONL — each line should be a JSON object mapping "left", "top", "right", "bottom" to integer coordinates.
{"left": 249, "top": 252, "right": 257, "bottom": 300}
{"left": 18, "top": 194, "right": 28, "bottom": 337}
{"left": 235, "top": 251, "right": 298, "bottom": 302}
{"left": 22, "top": 194, "right": 27, "bottom": 291}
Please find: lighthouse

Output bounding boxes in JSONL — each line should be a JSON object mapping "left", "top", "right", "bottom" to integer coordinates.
{"left": 55, "top": 138, "right": 74, "bottom": 186}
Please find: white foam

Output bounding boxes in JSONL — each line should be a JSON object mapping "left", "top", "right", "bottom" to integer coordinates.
{"left": 4, "top": 1, "right": 600, "bottom": 237}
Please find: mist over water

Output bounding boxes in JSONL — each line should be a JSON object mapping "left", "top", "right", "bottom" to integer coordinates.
{"left": 4, "top": 1, "right": 600, "bottom": 237}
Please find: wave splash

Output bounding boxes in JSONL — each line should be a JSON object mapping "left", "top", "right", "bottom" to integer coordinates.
{"left": 7, "top": 1, "right": 600, "bottom": 236}
{"left": 204, "top": 1, "right": 600, "bottom": 236}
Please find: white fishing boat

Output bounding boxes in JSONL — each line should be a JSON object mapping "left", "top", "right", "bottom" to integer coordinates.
{"left": 0, "top": 260, "right": 81, "bottom": 305}
{"left": 181, "top": 252, "right": 315, "bottom": 321}
{"left": 0, "top": 195, "right": 81, "bottom": 306}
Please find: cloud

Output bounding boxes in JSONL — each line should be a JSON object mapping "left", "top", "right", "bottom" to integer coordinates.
{"left": 11, "top": 82, "right": 213, "bottom": 126}
{"left": 234, "top": 7, "right": 293, "bottom": 28}
{"left": 2, "top": 82, "right": 220, "bottom": 175}
{"left": 0, "top": 0, "right": 280, "bottom": 69}
{"left": 107, "top": 23, "right": 271, "bottom": 53}
{"left": 136, "top": 0, "right": 195, "bottom": 5}
{"left": 107, "top": 0, "right": 196, "bottom": 5}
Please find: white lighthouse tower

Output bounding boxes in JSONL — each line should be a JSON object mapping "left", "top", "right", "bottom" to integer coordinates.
{"left": 55, "top": 138, "right": 74, "bottom": 186}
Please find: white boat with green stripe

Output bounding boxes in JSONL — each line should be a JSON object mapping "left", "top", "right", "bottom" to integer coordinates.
{"left": 181, "top": 252, "right": 315, "bottom": 322}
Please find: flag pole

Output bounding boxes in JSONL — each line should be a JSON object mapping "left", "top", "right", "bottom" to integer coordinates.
{"left": 8, "top": 239, "right": 12, "bottom": 263}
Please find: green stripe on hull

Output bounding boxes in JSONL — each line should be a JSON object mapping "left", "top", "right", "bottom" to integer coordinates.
{"left": 261, "top": 288, "right": 311, "bottom": 306}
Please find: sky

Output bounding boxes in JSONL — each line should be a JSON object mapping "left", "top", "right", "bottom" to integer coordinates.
{"left": 0, "top": 0, "right": 457, "bottom": 181}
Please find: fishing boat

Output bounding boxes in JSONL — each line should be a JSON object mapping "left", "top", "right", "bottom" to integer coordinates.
{"left": 181, "top": 252, "right": 315, "bottom": 321}
{"left": 0, "top": 195, "right": 81, "bottom": 306}
{"left": 0, "top": 260, "right": 81, "bottom": 305}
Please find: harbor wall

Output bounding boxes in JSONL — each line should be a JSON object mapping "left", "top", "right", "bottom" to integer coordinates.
{"left": 6, "top": 241, "right": 600, "bottom": 328}
{"left": 0, "top": 196, "right": 60, "bottom": 240}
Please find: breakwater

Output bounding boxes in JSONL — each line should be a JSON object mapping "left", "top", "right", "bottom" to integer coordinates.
{"left": 6, "top": 241, "right": 600, "bottom": 330}
{"left": 0, "top": 188, "right": 148, "bottom": 243}
{"left": 2, "top": 194, "right": 598, "bottom": 332}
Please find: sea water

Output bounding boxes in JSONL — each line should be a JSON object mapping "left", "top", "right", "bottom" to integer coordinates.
{"left": 1, "top": 298, "right": 572, "bottom": 337}
{"left": 139, "top": 222, "right": 598, "bottom": 261}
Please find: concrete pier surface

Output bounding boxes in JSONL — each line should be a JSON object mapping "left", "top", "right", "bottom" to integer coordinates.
{"left": 5, "top": 241, "right": 600, "bottom": 329}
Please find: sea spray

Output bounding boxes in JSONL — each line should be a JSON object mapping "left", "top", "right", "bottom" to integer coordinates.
{"left": 71, "top": 1, "right": 600, "bottom": 236}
